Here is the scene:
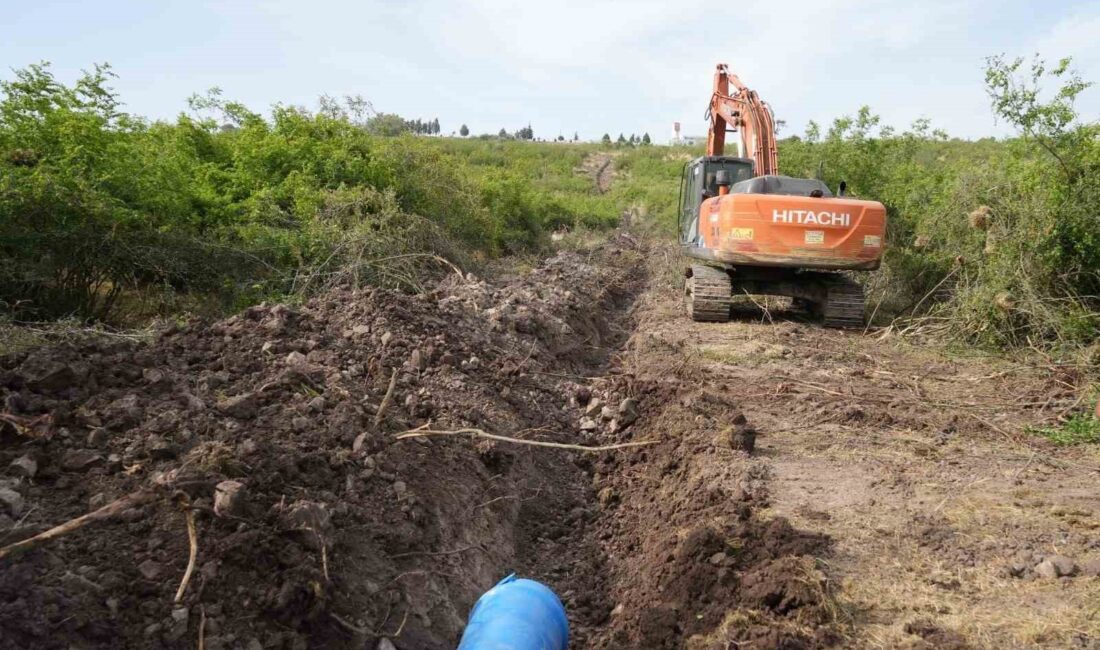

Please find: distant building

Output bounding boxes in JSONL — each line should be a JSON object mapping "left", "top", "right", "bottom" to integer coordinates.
{"left": 670, "top": 121, "right": 704, "bottom": 146}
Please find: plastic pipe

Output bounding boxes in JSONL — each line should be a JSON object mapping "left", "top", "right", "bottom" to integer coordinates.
{"left": 457, "top": 574, "right": 568, "bottom": 650}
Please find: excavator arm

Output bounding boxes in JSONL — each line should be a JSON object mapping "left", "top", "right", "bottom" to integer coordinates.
{"left": 706, "top": 63, "right": 778, "bottom": 176}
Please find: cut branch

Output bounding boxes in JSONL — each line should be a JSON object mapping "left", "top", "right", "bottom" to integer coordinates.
{"left": 395, "top": 427, "right": 657, "bottom": 452}
{"left": 0, "top": 489, "right": 158, "bottom": 561}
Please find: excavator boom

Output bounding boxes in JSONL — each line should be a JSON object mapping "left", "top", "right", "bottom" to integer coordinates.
{"left": 706, "top": 64, "right": 778, "bottom": 176}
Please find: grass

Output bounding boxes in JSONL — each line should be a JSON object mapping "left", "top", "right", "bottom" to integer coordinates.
{"left": 1027, "top": 413, "right": 1100, "bottom": 445}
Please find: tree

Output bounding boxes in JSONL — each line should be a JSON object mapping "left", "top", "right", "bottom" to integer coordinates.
{"left": 573, "top": 132, "right": 579, "bottom": 141}
{"left": 498, "top": 128, "right": 508, "bottom": 138}
{"left": 366, "top": 113, "right": 409, "bottom": 136}
{"left": 641, "top": 132, "right": 651, "bottom": 145}
{"left": 601, "top": 133, "right": 611, "bottom": 145}
{"left": 459, "top": 123, "right": 469, "bottom": 137}
{"left": 616, "top": 133, "right": 627, "bottom": 145}
{"left": 432, "top": 117, "right": 440, "bottom": 135}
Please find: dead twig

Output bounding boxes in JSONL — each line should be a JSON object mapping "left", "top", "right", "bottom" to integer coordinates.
{"left": 174, "top": 494, "right": 198, "bottom": 603}
{"left": 395, "top": 427, "right": 657, "bottom": 452}
{"left": 198, "top": 606, "right": 206, "bottom": 650}
{"left": 374, "top": 368, "right": 398, "bottom": 429}
{"left": 0, "top": 489, "right": 158, "bottom": 561}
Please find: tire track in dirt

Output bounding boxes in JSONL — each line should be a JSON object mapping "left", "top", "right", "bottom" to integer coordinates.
{"left": 644, "top": 269, "right": 1100, "bottom": 648}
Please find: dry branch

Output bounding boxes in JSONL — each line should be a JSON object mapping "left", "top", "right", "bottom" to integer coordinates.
{"left": 174, "top": 495, "right": 198, "bottom": 603}
{"left": 0, "top": 489, "right": 158, "bottom": 561}
{"left": 395, "top": 427, "right": 657, "bottom": 452}
{"left": 374, "top": 368, "right": 398, "bottom": 428}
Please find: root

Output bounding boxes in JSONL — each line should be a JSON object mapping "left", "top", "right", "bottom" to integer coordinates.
{"left": 0, "top": 489, "right": 158, "bottom": 560}
{"left": 374, "top": 368, "right": 398, "bottom": 429}
{"left": 395, "top": 427, "right": 657, "bottom": 452}
{"left": 174, "top": 494, "right": 199, "bottom": 603}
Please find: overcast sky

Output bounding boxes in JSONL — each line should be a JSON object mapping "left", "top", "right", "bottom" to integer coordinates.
{"left": 4, "top": 0, "right": 1098, "bottom": 141}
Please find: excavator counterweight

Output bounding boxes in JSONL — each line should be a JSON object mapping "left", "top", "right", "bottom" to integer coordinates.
{"left": 680, "top": 64, "right": 886, "bottom": 326}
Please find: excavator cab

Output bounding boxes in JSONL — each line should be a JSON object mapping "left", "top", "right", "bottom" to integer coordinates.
{"left": 678, "top": 156, "right": 754, "bottom": 246}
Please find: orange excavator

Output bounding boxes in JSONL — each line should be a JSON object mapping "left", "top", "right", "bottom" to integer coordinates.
{"left": 680, "top": 64, "right": 886, "bottom": 326}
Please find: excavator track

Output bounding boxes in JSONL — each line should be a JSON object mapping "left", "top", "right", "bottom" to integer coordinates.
{"left": 686, "top": 265, "right": 732, "bottom": 322}
{"left": 820, "top": 276, "right": 865, "bottom": 329}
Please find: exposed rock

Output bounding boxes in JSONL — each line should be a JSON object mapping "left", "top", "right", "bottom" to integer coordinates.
{"left": 86, "top": 428, "right": 108, "bottom": 447}
{"left": 579, "top": 417, "right": 598, "bottom": 432}
{"left": 19, "top": 357, "right": 77, "bottom": 392}
{"left": 1034, "top": 559, "right": 1059, "bottom": 579}
{"left": 584, "top": 398, "right": 603, "bottom": 417}
{"left": 213, "top": 480, "right": 247, "bottom": 518}
{"left": 1047, "top": 555, "right": 1078, "bottom": 577}
{"left": 617, "top": 398, "right": 639, "bottom": 426}
{"left": 60, "top": 449, "right": 104, "bottom": 472}
{"left": 725, "top": 424, "right": 756, "bottom": 453}
{"left": 8, "top": 455, "right": 37, "bottom": 478}
{"left": 137, "top": 559, "right": 162, "bottom": 580}
{"left": 147, "top": 435, "right": 179, "bottom": 460}
{"left": 217, "top": 392, "right": 260, "bottom": 419}
{"left": 0, "top": 486, "right": 24, "bottom": 517}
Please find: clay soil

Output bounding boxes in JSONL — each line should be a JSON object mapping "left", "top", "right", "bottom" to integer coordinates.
{"left": 1, "top": 233, "right": 1098, "bottom": 649}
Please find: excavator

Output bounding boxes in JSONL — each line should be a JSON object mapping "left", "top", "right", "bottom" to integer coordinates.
{"left": 680, "top": 64, "right": 886, "bottom": 327}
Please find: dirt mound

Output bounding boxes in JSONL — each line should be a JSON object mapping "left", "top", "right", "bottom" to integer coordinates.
{"left": 0, "top": 236, "right": 644, "bottom": 649}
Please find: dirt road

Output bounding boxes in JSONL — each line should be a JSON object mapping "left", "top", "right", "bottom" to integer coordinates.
{"left": 0, "top": 233, "right": 1097, "bottom": 649}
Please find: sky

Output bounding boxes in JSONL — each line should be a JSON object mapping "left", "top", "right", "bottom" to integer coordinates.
{"left": 4, "top": 0, "right": 1098, "bottom": 142}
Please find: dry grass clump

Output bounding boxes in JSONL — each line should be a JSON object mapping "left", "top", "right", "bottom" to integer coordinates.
{"left": 968, "top": 205, "right": 992, "bottom": 230}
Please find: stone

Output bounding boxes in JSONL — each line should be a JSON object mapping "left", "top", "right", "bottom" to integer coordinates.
{"left": 0, "top": 487, "right": 24, "bottom": 517}
{"left": 214, "top": 480, "right": 247, "bottom": 518}
{"left": 708, "top": 552, "right": 728, "bottom": 566}
{"left": 599, "top": 406, "right": 615, "bottom": 421}
{"left": 584, "top": 398, "right": 602, "bottom": 417}
{"left": 144, "top": 623, "right": 163, "bottom": 637}
{"left": 352, "top": 325, "right": 370, "bottom": 336}
{"left": 106, "top": 598, "right": 120, "bottom": 617}
{"left": 409, "top": 349, "right": 425, "bottom": 371}
{"left": 307, "top": 396, "right": 325, "bottom": 412}
{"left": 597, "top": 487, "right": 618, "bottom": 506}
{"left": 61, "top": 449, "right": 104, "bottom": 472}
{"left": 292, "top": 416, "right": 310, "bottom": 432}
{"left": 380, "top": 332, "right": 393, "bottom": 347}
{"left": 1047, "top": 555, "right": 1078, "bottom": 577}
{"left": 579, "top": 417, "right": 598, "bottom": 432}
{"left": 88, "top": 493, "right": 111, "bottom": 510}
{"left": 467, "top": 356, "right": 481, "bottom": 370}
{"left": 147, "top": 435, "right": 179, "bottom": 460}
{"left": 393, "top": 481, "right": 408, "bottom": 498}
{"left": 377, "top": 639, "right": 397, "bottom": 650}
{"left": 8, "top": 455, "right": 37, "bottom": 478}
{"left": 138, "top": 559, "right": 162, "bottom": 580}
{"left": 1081, "top": 558, "right": 1100, "bottom": 577}
{"left": 19, "top": 357, "right": 76, "bottom": 392}
{"left": 285, "top": 351, "right": 307, "bottom": 366}
{"left": 86, "top": 428, "right": 108, "bottom": 447}
{"left": 142, "top": 368, "right": 170, "bottom": 387}
{"left": 617, "top": 398, "right": 639, "bottom": 426}
{"left": 171, "top": 607, "right": 189, "bottom": 623}
{"left": 217, "top": 392, "right": 260, "bottom": 419}
{"left": 1034, "top": 559, "right": 1058, "bottom": 579}
{"left": 725, "top": 424, "right": 756, "bottom": 453}
{"left": 105, "top": 454, "right": 123, "bottom": 473}
{"left": 261, "top": 341, "right": 277, "bottom": 353}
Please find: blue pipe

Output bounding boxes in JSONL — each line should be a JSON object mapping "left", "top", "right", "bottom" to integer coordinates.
{"left": 457, "top": 574, "right": 569, "bottom": 650}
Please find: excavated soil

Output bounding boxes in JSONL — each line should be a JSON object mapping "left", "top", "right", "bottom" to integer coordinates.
{"left": 2, "top": 232, "right": 1098, "bottom": 649}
